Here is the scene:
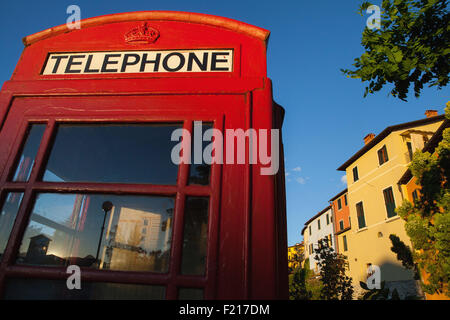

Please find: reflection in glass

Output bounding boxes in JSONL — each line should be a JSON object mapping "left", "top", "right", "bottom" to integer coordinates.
{"left": 43, "top": 124, "right": 182, "bottom": 184}
{"left": 188, "top": 122, "right": 212, "bottom": 185}
{"left": 12, "top": 124, "right": 46, "bottom": 182}
{"left": 0, "top": 193, "right": 24, "bottom": 261}
{"left": 178, "top": 288, "right": 204, "bottom": 300}
{"left": 181, "top": 197, "right": 209, "bottom": 275}
{"left": 4, "top": 278, "right": 165, "bottom": 300}
{"left": 17, "top": 193, "right": 174, "bottom": 273}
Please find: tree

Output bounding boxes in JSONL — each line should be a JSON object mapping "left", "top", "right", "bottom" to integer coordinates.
{"left": 313, "top": 238, "right": 354, "bottom": 300}
{"left": 289, "top": 264, "right": 312, "bottom": 300}
{"left": 341, "top": 0, "right": 449, "bottom": 101}
{"left": 396, "top": 103, "right": 450, "bottom": 297}
{"left": 289, "top": 258, "right": 322, "bottom": 300}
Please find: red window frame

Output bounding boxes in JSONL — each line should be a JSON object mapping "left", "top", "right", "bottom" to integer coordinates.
{"left": 0, "top": 94, "right": 249, "bottom": 299}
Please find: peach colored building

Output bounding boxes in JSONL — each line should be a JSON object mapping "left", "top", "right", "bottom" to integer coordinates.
{"left": 329, "top": 189, "right": 351, "bottom": 255}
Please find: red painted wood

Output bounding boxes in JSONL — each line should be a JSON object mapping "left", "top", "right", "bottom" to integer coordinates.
{"left": 0, "top": 11, "right": 287, "bottom": 300}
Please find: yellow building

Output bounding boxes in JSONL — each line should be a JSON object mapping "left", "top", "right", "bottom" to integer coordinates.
{"left": 287, "top": 242, "right": 305, "bottom": 272}
{"left": 337, "top": 110, "right": 444, "bottom": 298}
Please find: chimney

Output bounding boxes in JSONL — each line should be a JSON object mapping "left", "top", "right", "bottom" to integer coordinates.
{"left": 364, "top": 133, "right": 375, "bottom": 145}
{"left": 425, "top": 110, "right": 438, "bottom": 118}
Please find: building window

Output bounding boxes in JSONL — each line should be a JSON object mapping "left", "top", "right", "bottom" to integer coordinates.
{"left": 337, "top": 198, "right": 342, "bottom": 210}
{"left": 377, "top": 145, "right": 389, "bottom": 165}
{"left": 339, "top": 220, "right": 344, "bottom": 231}
{"left": 353, "top": 167, "right": 359, "bottom": 182}
{"left": 317, "top": 219, "right": 321, "bottom": 230}
{"left": 407, "top": 142, "right": 413, "bottom": 162}
{"left": 356, "top": 201, "right": 366, "bottom": 229}
{"left": 344, "top": 194, "right": 347, "bottom": 206}
{"left": 343, "top": 235, "right": 348, "bottom": 251}
{"left": 326, "top": 214, "right": 330, "bottom": 225}
{"left": 412, "top": 189, "right": 419, "bottom": 202}
{"left": 328, "top": 234, "right": 332, "bottom": 247}
{"left": 383, "top": 187, "right": 396, "bottom": 218}
{"left": 309, "top": 226, "right": 312, "bottom": 236}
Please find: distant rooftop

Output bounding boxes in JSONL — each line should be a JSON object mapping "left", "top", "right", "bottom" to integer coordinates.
{"left": 337, "top": 114, "right": 445, "bottom": 171}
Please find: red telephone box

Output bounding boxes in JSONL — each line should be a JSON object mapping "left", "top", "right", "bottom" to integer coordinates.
{"left": 0, "top": 11, "right": 287, "bottom": 300}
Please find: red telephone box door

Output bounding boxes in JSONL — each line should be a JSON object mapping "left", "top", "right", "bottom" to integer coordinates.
{"left": 0, "top": 94, "right": 250, "bottom": 299}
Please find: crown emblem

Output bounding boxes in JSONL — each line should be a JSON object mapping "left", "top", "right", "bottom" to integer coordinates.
{"left": 125, "top": 22, "right": 159, "bottom": 44}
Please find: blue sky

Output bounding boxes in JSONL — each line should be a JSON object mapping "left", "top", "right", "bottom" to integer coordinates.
{"left": 0, "top": 1, "right": 448, "bottom": 246}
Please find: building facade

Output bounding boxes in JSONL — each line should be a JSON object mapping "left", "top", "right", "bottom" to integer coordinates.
{"left": 329, "top": 189, "right": 351, "bottom": 255}
{"left": 302, "top": 206, "right": 335, "bottom": 272}
{"left": 337, "top": 110, "right": 444, "bottom": 297}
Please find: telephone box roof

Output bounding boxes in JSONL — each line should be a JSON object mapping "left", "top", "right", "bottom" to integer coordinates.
{"left": 23, "top": 11, "right": 270, "bottom": 47}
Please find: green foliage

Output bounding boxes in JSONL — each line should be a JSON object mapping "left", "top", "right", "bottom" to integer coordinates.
{"left": 307, "top": 277, "right": 323, "bottom": 300}
{"left": 342, "top": 0, "right": 449, "bottom": 100}
{"left": 289, "top": 258, "right": 322, "bottom": 300}
{"left": 289, "top": 266, "right": 312, "bottom": 300}
{"left": 314, "top": 238, "right": 354, "bottom": 300}
{"left": 289, "top": 257, "right": 323, "bottom": 300}
{"left": 396, "top": 104, "right": 450, "bottom": 296}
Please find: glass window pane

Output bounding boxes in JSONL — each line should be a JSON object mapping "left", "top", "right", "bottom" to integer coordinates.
{"left": 17, "top": 193, "right": 174, "bottom": 273}
{"left": 43, "top": 124, "right": 182, "bottom": 184}
{"left": 0, "top": 193, "right": 24, "bottom": 260}
{"left": 188, "top": 122, "right": 213, "bottom": 185}
{"left": 178, "top": 288, "right": 204, "bottom": 300}
{"left": 12, "top": 124, "right": 46, "bottom": 182}
{"left": 4, "top": 278, "right": 165, "bottom": 300}
{"left": 181, "top": 197, "right": 209, "bottom": 275}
